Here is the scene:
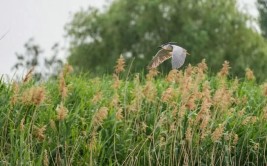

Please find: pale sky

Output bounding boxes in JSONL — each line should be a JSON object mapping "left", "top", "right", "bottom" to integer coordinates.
{"left": 0, "top": 0, "right": 107, "bottom": 78}
{"left": 0, "top": 0, "right": 258, "bottom": 77}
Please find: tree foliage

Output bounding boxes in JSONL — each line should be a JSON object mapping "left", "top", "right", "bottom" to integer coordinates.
{"left": 66, "top": 0, "right": 267, "bottom": 81}
{"left": 258, "top": 0, "right": 267, "bottom": 38}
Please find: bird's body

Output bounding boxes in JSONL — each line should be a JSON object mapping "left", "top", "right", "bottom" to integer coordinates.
{"left": 148, "top": 42, "right": 189, "bottom": 69}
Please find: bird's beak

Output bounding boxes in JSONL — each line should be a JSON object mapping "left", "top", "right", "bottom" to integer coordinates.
{"left": 186, "top": 52, "right": 190, "bottom": 55}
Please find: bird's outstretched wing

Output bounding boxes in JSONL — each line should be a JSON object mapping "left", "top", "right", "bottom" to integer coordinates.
{"left": 171, "top": 46, "right": 186, "bottom": 69}
{"left": 148, "top": 49, "right": 172, "bottom": 69}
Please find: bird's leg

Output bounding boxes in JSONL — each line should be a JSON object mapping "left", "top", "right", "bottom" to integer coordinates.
{"left": 184, "top": 50, "right": 190, "bottom": 55}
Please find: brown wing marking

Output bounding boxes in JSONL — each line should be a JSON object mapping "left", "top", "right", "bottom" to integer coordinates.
{"left": 148, "top": 49, "right": 172, "bottom": 69}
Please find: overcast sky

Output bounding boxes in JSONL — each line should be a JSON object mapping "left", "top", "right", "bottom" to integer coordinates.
{"left": 0, "top": 0, "right": 107, "bottom": 78}
{"left": 0, "top": 0, "right": 258, "bottom": 77}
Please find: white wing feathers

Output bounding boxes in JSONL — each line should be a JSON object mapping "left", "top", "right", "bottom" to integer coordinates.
{"left": 171, "top": 45, "right": 186, "bottom": 69}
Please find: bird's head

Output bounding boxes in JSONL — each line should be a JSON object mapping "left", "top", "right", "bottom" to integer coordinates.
{"left": 159, "top": 42, "right": 178, "bottom": 51}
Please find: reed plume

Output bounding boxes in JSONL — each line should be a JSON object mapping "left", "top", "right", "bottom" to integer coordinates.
{"left": 21, "top": 86, "right": 46, "bottom": 105}
{"left": 114, "top": 55, "right": 125, "bottom": 74}
{"left": 218, "top": 61, "right": 230, "bottom": 77}
{"left": 245, "top": 68, "right": 255, "bottom": 80}
{"left": 56, "top": 103, "right": 68, "bottom": 121}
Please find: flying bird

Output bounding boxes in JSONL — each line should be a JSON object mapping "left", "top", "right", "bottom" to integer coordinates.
{"left": 148, "top": 42, "right": 189, "bottom": 69}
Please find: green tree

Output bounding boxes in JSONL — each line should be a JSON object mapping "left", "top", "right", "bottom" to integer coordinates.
{"left": 258, "top": 0, "right": 267, "bottom": 38}
{"left": 13, "top": 38, "right": 63, "bottom": 80}
{"left": 66, "top": 0, "right": 267, "bottom": 81}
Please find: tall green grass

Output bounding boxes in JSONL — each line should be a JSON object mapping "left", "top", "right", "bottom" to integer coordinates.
{"left": 0, "top": 59, "right": 267, "bottom": 165}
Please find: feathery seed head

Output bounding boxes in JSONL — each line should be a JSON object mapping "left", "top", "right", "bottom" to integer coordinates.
{"left": 12, "top": 81, "right": 19, "bottom": 93}
{"left": 197, "top": 59, "right": 208, "bottom": 73}
{"left": 261, "top": 83, "right": 267, "bottom": 96}
{"left": 185, "top": 64, "right": 194, "bottom": 77}
{"left": 245, "top": 68, "right": 255, "bottom": 80}
{"left": 33, "top": 125, "right": 46, "bottom": 141}
{"left": 62, "top": 64, "right": 74, "bottom": 76}
{"left": 93, "top": 107, "right": 108, "bottom": 126}
{"left": 116, "top": 108, "right": 123, "bottom": 121}
{"left": 143, "top": 81, "right": 157, "bottom": 102}
{"left": 242, "top": 116, "right": 257, "bottom": 125}
{"left": 232, "top": 77, "right": 239, "bottom": 91}
{"left": 141, "top": 122, "right": 148, "bottom": 132}
{"left": 56, "top": 103, "right": 68, "bottom": 121}
{"left": 146, "top": 68, "right": 159, "bottom": 80}
{"left": 115, "top": 54, "right": 126, "bottom": 74}
{"left": 88, "top": 132, "right": 97, "bottom": 150}
{"left": 172, "top": 106, "right": 178, "bottom": 118}
{"left": 211, "top": 124, "right": 224, "bottom": 142}
{"left": 21, "top": 86, "right": 46, "bottom": 105}
{"left": 50, "top": 120, "right": 57, "bottom": 132}
{"left": 59, "top": 72, "right": 68, "bottom": 100}
{"left": 178, "top": 104, "right": 187, "bottom": 118}
{"left": 92, "top": 91, "right": 103, "bottom": 104}
{"left": 200, "top": 115, "right": 210, "bottom": 139}
{"left": 253, "top": 143, "right": 259, "bottom": 151}
{"left": 218, "top": 61, "right": 230, "bottom": 77}
{"left": 185, "top": 126, "right": 192, "bottom": 142}
{"left": 186, "top": 95, "right": 197, "bottom": 110}
{"left": 161, "top": 87, "right": 175, "bottom": 103}
{"left": 20, "top": 118, "right": 25, "bottom": 131}
{"left": 169, "top": 122, "right": 176, "bottom": 132}
{"left": 128, "top": 99, "right": 140, "bottom": 112}
{"left": 233, "top": 133, "right": 239, "bottom": 145}
{"left": 43, "top": 149, "right": 49, "bottom": 166}
{"left": 213, "top": 86, "right": 232, "bottom": 110}
{"left": 10, "top": 81, "right": 19, "bottom": 106}
{"left": 166, "top": 69, "right": 179, "bottom": 83}
{"left": 202, "top": 81, "right": 211, "bottom": 101}
{"left": 112, "top": 74, "right": 121, "bottom": 89}
{"left": 111, "top": 92, "right": 120, "bottom": 108}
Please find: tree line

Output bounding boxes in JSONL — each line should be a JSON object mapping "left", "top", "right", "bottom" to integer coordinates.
{"left": 14, "top": 0, "right": 267, "bottom": 81}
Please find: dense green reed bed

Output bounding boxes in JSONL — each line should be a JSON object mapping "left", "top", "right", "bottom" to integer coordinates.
{"left": 0, "top": 59, "right": 267, "bottom": 165}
